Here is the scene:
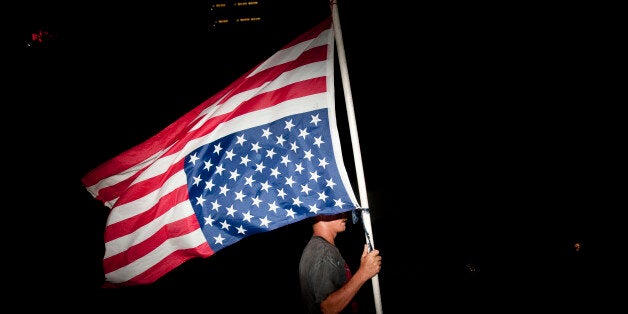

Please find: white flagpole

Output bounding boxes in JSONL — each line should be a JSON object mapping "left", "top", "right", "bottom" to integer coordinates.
{"left": 330, "top": 1, "right": 383, "bottom": 313}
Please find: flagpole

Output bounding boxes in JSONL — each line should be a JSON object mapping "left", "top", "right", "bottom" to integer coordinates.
{"left": 330, "top": 1, "right": 383, "bottom": 313}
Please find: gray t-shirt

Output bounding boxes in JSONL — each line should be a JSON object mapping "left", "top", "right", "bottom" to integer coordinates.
{"left": 299, "top": 236, "right": 349, "bottom": 313}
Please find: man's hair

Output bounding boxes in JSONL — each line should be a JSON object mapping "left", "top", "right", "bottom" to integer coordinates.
{"left": 314, "top": 211, "right": 350, "bottom": 222}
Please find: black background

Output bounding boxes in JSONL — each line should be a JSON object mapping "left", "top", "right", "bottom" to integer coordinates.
{"left": 15, "top": 1, "right": 620, "bottom": 312}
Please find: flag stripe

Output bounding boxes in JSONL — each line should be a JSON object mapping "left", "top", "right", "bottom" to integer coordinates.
{"left": 104, "top": 183, "right": 189, "bottom": 243}
{"left": 104, "top": 161, "right": 186, "bottom": 223}
{"left": 104, "top": 212, "right": 203, "bottom": 271}
{"left": 105, "top": 228, "right": 211, "bottom": 284}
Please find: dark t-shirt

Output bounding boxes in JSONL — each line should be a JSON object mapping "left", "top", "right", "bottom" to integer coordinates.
{"left": 299, "top": 236, "right": 349, "bottom": 313}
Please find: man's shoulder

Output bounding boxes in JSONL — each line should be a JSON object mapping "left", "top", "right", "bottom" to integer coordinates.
{"left": 302, "top": 236, "right": 335, "bottom": 257}
{"left": 310, "top": 236, "right": 330, "bottom": 245}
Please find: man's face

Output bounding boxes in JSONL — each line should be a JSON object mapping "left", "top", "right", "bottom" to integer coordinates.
{"left": 329, "top": 216, "right": 348, "bottom": 233}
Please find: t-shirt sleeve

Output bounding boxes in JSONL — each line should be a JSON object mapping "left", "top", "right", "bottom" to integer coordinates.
{"left": 310, "top": 258, "right": 339, "bottom": 304}
{"left": 310, "top": 252, "right": 346, "bottom": 305}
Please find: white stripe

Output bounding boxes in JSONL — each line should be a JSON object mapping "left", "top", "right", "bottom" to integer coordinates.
{"left": 105, "top": 227, "right": 207, "bottom": 283}
{"left": 107, "top": 170, "right": 188, "bottom": 225}
{"left": 193, "top": 60, "right": 328, "bottom": 132}
{"left": 105, "top": 197, "right": 196, "bottom": 258}
{"left": 249, "top": 28, "right": 331, "bottom": 77}
{"left": 84, "top": 144, "right": 173, "bottom": 201}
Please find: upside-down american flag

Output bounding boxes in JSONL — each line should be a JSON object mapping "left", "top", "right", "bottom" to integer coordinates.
{"left": 82, "top": 16, "right": 360, "bottom": 287}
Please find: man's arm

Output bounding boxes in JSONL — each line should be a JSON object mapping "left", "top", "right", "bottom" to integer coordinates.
{"left": 320, "top": 244, "right": 381, "bottom": 313}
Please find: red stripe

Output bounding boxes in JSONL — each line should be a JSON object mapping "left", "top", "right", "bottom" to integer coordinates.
{"left": 92, "top": 171, "right": 142, "bottom": 204}
{"left": 103, "top": 214, "right": 207, "bottom": 273}
{"left": 282, "top": 16, "right": 332, "bottom": 50}
{"left": 104, "top": 184, "right": 190, "bottom": 241}
{"left": 101, "top": 158, "right": 186, "bottom": 210}
{"left": 229, "top": 44, "right": 329, "bottom": 97}
{"left": 82, "top": 102, "right": 208, "bottom": 187}
{"left": 107, "top": 242, "right": 214, "bottom": 287}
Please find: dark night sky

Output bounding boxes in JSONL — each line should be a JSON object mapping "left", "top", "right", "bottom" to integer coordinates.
{"left": 15, "top": 1, "right": 620, "bottom": 311}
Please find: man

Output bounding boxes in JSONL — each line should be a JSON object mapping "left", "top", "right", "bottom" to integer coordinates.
{"left": 299, "top": 212, "right": 382, "bottom": 313}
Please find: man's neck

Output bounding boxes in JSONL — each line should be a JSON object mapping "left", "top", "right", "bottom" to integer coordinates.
{"left": 313, "top": 229, "right": 336, "bottom": 246}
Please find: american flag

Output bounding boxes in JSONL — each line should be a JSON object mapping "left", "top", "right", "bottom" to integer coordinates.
{"left": 82, "top": 16, "right": 360, "bottom": 287}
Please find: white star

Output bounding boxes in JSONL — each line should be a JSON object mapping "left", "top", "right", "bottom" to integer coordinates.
{"left": 211, "top": 200, "right": 221, "bottom": 211}
{"left": 325, "top": 178, "right": 337, "bottom": 189}
{"left": 310, "top": 113, "right": 322, "bottom": 126}
{"left": 317, "top": 191, "right": 329, "bottom": 201}
{"left": 285, "top": 208, "right": 296, "bottom": 219}
{"left": 308, "top": 204, "right": 320, "bottom": 214}
{"left": 260, "top": 180, "right": 272, "bottom": 192}
{"left": 242, "top": 210, "right": 254, "bottom": 222}
{"left": 318, "top": 157, "right": 329, "bottom": 169}
{"left": 236, "top": 225, "right": 247, "bottom": 234}
{"left": 303, "top": 149, "right": 314, "bottom": 161}
{"left": 270, "top": 167, "right": 281, "bottom": 179}
{"left": 333, "top": 198, "right": 346, "bottom": 208}
{"left": 294, "top": 162, "right": 305, "bottom": 174}
{"left": 240, "top": 154, "right": 251, "bottom": 166}
{"left": 265, "top": 148, "right": 277, "bottom": 159}
{"left": 309, "top": 170, "right": 320, "bottom": 182}
{"left": 251, "top": 196, "right": 263, "bottom": 207}
{"left": 298, "top": 128, "right": 309, "bottom": 139}
{"left": 280, "top": 154, "right": 291, "bottom": 166}
{"left": 236, "top": 134, "right": 247, "bottom": 146}
{"left": 234, "top": 190, "right": 246, "bottom": 202}
{"left": 290, "top": 141, "right": 299, "bottom": 153}
{"left": 255, "top": 162, "right": 266, "bottom": 173}
{"left": 251, "top": 141, "right": 262, "bottom": 153}
{"left": 215, "top": 164, "right": 226, "bottom": 175}
{"left": 204, "top": 179, "right": 215, "bottom": 191}
{"left": 192, "top": 175, "right": 202, "bottom": 186}
{"left": 213, "top": 143, "right": 223, "bottom": 155}
{"left": 195, "top": 194, "right": 206, "bottom": 206}
{"left": 285, "top": 176, "right": 296, "bottom": 187}
{"left": 275, "top": 135, "right": 286, "bottom": 146}
{"left": 261, "top": 127, "right": 272, "bottom": 139}
{"left": 300, "top": 183, "right": 312, "bottom": 195}
{"left": 284, "top": 119, "right": 295, "bottom": 131}
{"left": 213, "top": 233, "right": 225, "bottom": 245}
{"left": 313, "top": 136, "right": 324, "bottom": 148}
{"left": 244, "top": 175, "right": 255, "bottom": 187}
{"left": 277, "top": 188, "right": 287, "bottom": 199}
{"left": 268, "top": 201, "right": 279, "bottom": 213}
{"left": 229, "top": 169, "right": 241, "bottom": 181}
{"left": 226, "top": 205, "right": 237, "bottom": 217}
{"left": 219, "top": 184, "right": 230, "bottom": 196}
{"left": 203, "top": 159, "right": 214, "bottom": 171}
{"left": 220, "top": 220, "right": 231, "bottom": 230}
{"left": 225, "top": 149, "right": 236, "bottom": 161}
{"left": 292, "top": 196, "right": 303, "bottom": 207}
{"left": 259, "top": 216, "right": 271, "bottom": 228}
{"left": 189, "top": 153, "right": 200, "bottom": 165}
{"left": 204, "top": 214, "right": 215, "bottom": 226}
